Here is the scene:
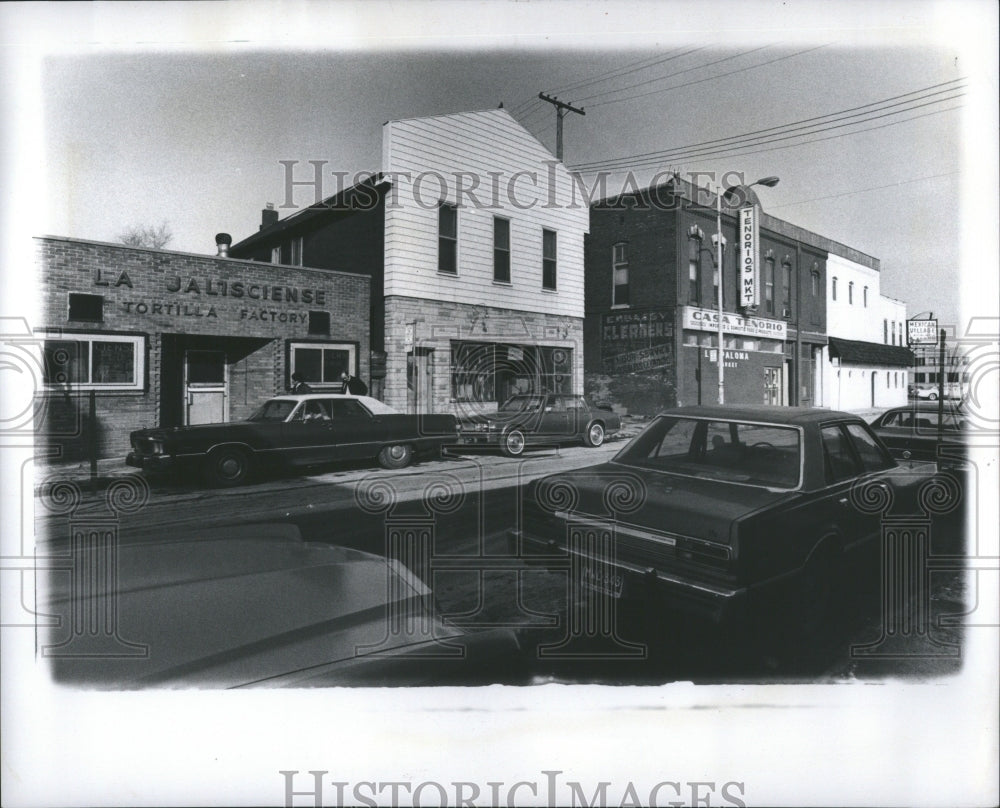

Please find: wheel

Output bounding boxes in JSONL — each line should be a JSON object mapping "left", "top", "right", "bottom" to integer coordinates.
{"left": 204, "top": 446, "right": 253, "bottom": 487}
{"left": 501, "top": 429, "right": 526, "bottom": 457}
{"left": 585, "top": 421, "right": 605, "bottom": 447}
{"left": 377, "top": 443, "right": 413, "bottom": 469}
{"left": 927, "top": 392, "right": 938, "bottom": 400}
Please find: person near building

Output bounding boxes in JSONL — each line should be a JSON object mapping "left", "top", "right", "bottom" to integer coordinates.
{"left": 289, "top": 372, "right": 313, "bottom": 394}
{"left": 341, "top": 371, "right": 368, "bottom": 396}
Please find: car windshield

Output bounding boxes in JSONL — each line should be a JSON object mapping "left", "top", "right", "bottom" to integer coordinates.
{"left": 498, "top": 395, "right": 544, "bottom": 413}
{"left": 614, "top": 415, "right": 802, "bottom": 488}
{"left": 246, "top": 399, "right": 297, "bottom": 422}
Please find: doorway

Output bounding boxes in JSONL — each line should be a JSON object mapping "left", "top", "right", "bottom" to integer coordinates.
{"left": 185, "top": 349, "right": 227, "bottom": 425}
{"left": 407, "top": 347, "right": 434, "bottom": 414}
{"left": 764, "top": 366, "right": 782, "bottom": 406}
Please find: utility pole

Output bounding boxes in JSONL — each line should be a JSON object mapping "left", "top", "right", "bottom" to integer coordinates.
{"left": 538, "top": 93, "right": 585, "bottom": 161}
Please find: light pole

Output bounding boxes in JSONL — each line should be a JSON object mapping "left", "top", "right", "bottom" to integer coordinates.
{"left": 715, "top": 175, "right": 779, "bottom": 404}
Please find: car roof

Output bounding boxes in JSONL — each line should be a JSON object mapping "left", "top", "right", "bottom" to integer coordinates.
{"left": 655, "top": 405, "right": 862, "bottom": 425}
{"left": 268, "top": 394, "right": 399, "bottom": 414}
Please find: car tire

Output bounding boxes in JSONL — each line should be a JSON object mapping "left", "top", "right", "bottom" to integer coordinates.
{"left": 584, "top": 421, "right": 605, "bottom": 447}
{"left": 204, "top": 446, "right": 254, "bottom": 487}
{"left": 378, "top": 443, "right": 414, "bottom": 469}
{"left": 501, "top": 429, "right": 526, "bottom": 457}
{"left": 927, "top": 392, "right": 937, "bottom": 400}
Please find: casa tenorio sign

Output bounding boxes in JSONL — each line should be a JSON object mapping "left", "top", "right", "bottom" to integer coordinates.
{"left": 681, "top": 306, "right": 786, "bottom": 340}
{"left": 94, "top": 269, "right": 327, "bottom": 323}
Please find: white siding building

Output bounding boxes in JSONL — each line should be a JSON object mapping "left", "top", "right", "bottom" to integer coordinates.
{"left": 381, "top": 109, "right": 588, "bottom": 414}
{"left": 819, "top": 253, "right": 912, "bottom": 410}
{"left": 232, "top": 108, "right": 588, "bottom": 416}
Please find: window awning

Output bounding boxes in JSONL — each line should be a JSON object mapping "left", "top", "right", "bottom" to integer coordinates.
{"left": 828, "top": 337, "right": 914, "bottom": 367}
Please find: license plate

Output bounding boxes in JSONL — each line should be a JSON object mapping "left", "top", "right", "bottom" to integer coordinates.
{"left": 581, "top": 565, "right": 624, "bottom": 598}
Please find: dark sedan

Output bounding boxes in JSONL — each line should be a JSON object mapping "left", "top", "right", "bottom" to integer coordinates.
{"left": 870, "top": 402, "right": 967, "bottom": 470}
{"left": 457, "top": 393, "right": 621, "bottom": 456}
{"left": 127, "top": 394, "right": 458, "bottom": 486}
{"left": 509, "top": 406, "right": 938, "bottom": 634}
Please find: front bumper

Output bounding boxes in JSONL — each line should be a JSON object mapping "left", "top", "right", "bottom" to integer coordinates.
{"left": 126, "top": 452, "right": 175, "bottom": 472}
{"left": 507, "top": 527, "right": 747, "bottom": 624}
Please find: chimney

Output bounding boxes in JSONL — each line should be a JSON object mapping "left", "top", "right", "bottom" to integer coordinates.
{"left": 215, "top": 233, "right": 232, "bottom": 257}
{"left": 260, "top": 202, "right": 278, "bottom": 230}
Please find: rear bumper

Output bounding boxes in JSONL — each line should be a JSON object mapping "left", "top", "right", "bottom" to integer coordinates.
{"left": 507, "top": 527, "right": 747, "bottom": 624}
{"left": 126, "top": 452, "right": 175, "bottom": 472}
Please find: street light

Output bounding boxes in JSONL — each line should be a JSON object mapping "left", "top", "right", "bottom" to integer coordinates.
{"left": 715, "top": 175, "right": 780, "bottom": 404}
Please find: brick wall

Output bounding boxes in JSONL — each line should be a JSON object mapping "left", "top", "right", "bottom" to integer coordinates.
{"left": 34, "top": 236, "right": 370, "bottom": 459}
{"left": 383, "top": 295, "right": 584, "bottom": 415}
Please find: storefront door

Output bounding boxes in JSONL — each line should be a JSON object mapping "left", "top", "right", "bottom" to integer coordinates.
{"left": 763, "top": 366, "right": 782, "bottom": 406}
{"left": 407, "top": 348, "right": 434, "bottom": 414}
{"left": 185, "top": 350, "right": 227, "bottom": 425}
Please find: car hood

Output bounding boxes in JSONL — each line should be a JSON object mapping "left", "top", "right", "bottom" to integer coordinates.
{"left": 41, "top": 525, "right": 515, "bottom": 688}
{"left": 529, "top": 463, "right": 796, "bottom": 545}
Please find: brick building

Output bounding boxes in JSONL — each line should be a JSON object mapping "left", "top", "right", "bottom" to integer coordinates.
{"left": 34, "top": 235, "right": 370, "bottom": 458}
{"left": 231, "top": 108, "right": 588, "bottom": 417}
{"left": 585, "top": 177, "right": 831, "bottom": 412}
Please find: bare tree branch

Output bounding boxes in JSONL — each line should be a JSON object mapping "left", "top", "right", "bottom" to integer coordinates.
{"left": 117, "top": 222, "right": 173, "bottom": 249}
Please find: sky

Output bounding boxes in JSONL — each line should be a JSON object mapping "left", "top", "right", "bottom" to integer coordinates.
{"left": 19, "top": 6, "right": 996, "bottom": 331}
{"left": 2, "top": 3, "right": 998, "bottom": 807}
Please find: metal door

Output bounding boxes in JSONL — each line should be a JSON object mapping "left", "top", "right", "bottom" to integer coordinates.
{"left": 185, "top": 350, "right": 227, "bottom": 425}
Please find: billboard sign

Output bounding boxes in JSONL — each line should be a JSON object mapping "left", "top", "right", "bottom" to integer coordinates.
{"left": 907, "top": 318, "right": 938, "bottom": 345}
{"left": 739, "top": 206, "right": 758, "bottom": 308}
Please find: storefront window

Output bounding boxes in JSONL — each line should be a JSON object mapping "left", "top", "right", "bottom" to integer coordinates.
{"left": 289, "top": 342, "right": 356, "bottom": 388}
{"left": 42, "top": 333, "right": 143, "bottom": 391}
{"left": 450, "top": 341, "right": 571, "bottom": 404}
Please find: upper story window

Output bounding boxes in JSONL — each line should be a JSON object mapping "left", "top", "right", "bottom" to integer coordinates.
{"left": 781, "top": 259, "right": 792, "bottom": 317}
{"left": 438, "top": 203, "right": 458, "bottom": 275}
{"left": 493, "top": 216, "right": 510, "bottom": 283}
{"left": 542, "top": 228, "right": 557, "bottom": 290}
{"left": 832, "top": 276, "right": 838, "bottom": 301}
{"left": 764, "top": 256, "right": 775, "bottom": 314}
{"left": 686, "top": 230, "right": 701, "bottom": 305}
{"left": 811, "top": 269, "right": 820, "bottom": 297}
{"left": 270, "top": 246, "right": 281, "bottom": 264}
{"left": 289, "top": 237, "right": 303, "bottom": 266}
{"left": 848, "top": 281, "right": 854, "bottom": 305}
{"left": 883, "top": 319, "right": 889, "bottom": 344}
{"left": 612, "top": 242, "right": 629, "bottom": 306}
{"left": 42, "top": 332, "right": 145, "bottom": 392}
{"left": 863, "top": 285, "right": 869, "bottom": 307}
{"left": 68, "top": 293, "right": 104, "bottom": 323}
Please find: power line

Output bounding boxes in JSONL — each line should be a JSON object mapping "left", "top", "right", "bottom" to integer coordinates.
{"left": 546, "top": 46, "right": 706, "bottom": 98}
{"left": 765, "top": 171, "right": 960, "bottom": 210}
{"left": 584, "top": 44, "right": 830, "bottom": 110}
{"left": 571, "top": 79, "right": 966, "bottom": 171}
{"left": 574, "top": 44, "right": 773, "bottom": 104}
{"left": 579, "top": 103, "right": 963, "bottom": 176}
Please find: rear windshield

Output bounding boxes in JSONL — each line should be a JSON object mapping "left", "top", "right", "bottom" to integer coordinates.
{"left": 615, "top": 416, "right": 802, "bottom": 489}
{"left": 247, "top": 400, "right": 297, "bottom": 422}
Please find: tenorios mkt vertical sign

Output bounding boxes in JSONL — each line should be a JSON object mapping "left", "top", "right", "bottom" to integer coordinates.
{"left": 739, "top": 206, "right": 759, "bottom": 308}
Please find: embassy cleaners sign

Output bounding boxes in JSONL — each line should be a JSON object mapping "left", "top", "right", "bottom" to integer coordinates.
{"left": 682, "top": 306, "right": 786, "bottom": 340}
{"left": 739, "top": 206, "right": 759, "bottom": 308}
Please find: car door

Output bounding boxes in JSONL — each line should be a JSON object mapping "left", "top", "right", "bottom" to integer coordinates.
{"left": 280, "top": 399, "right": 338, "bottom": 466}
{"left": 327, "top": 397, "right": 384, "bottom": 460}
{"left": 874, "top": 409, "right": 919, "bottom": 460}
{"left": 537, "top": 394, "right": 568, "bottom": 439}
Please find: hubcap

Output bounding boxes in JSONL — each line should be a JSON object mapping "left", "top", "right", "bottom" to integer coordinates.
{"left": 220, "top": 456, "right": 241, "bottom": 477}
{"left": 507, "top": 433, "right": 524, "bottom": 452}
{"left": 590, "top": 425, "right": 604, "bottom": 443}
{"left": 390, "top": 446, "right": 405, "bottom": 459}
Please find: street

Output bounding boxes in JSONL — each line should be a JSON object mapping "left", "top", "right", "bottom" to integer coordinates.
{"left": 34, "top": 441, "right": 969, "bottom": 685}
